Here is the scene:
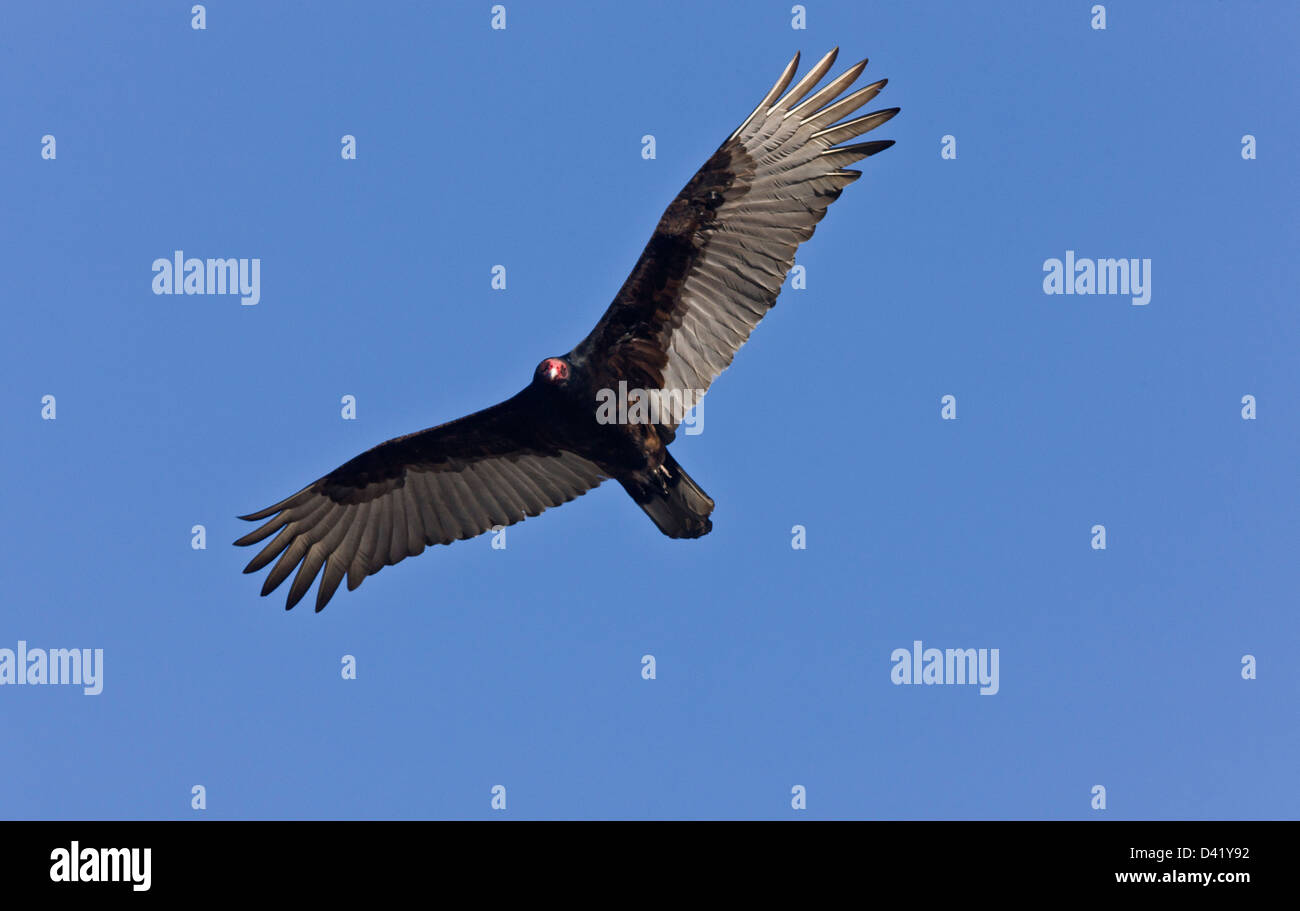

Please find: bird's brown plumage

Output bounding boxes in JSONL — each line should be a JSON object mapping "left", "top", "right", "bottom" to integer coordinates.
{"left": 235, "top": 391, "right": 607, "bottom": 611}
{"left": 575, "top": 48, "right": 897, "bottom": 424}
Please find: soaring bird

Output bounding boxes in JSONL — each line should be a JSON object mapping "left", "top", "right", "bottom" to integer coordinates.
{"left": 236, "top": 48, "right": 898, "bottom": 611}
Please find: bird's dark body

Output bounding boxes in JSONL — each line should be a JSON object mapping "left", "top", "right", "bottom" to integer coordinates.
{"left": 533, "top": 368, "right": 667, "bottom": 484}
{"left": 236, "top": 48, "right": 897, "bottom": 610}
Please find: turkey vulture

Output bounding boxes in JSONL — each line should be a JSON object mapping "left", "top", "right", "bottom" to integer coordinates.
{"left": 236, "top": 47, "right": 897, "bottom": 611}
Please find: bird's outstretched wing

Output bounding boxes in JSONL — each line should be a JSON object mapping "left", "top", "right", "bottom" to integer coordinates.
{"left": 574, "top": 48, "right": 897, "bottom": 415}
{"left": 234, "top": 391, "right": 606, "bottom": 612}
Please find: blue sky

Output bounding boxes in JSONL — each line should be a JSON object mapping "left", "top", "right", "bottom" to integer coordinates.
{"left": 2, "top": 1, "right": 1296, "bottom": 819}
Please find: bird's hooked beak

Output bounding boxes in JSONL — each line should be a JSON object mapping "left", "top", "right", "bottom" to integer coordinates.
{"left": 542, "top": 358, "right": 570, "bottom": 383}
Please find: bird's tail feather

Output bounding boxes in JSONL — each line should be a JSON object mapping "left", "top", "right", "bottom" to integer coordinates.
{"left": 625, "top": 452, "right": 714, "bottom": 539}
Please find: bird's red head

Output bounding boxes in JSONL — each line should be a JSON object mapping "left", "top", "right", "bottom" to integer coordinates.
{"left": 538, "top": 357, "right": 570, "bottom": 384}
